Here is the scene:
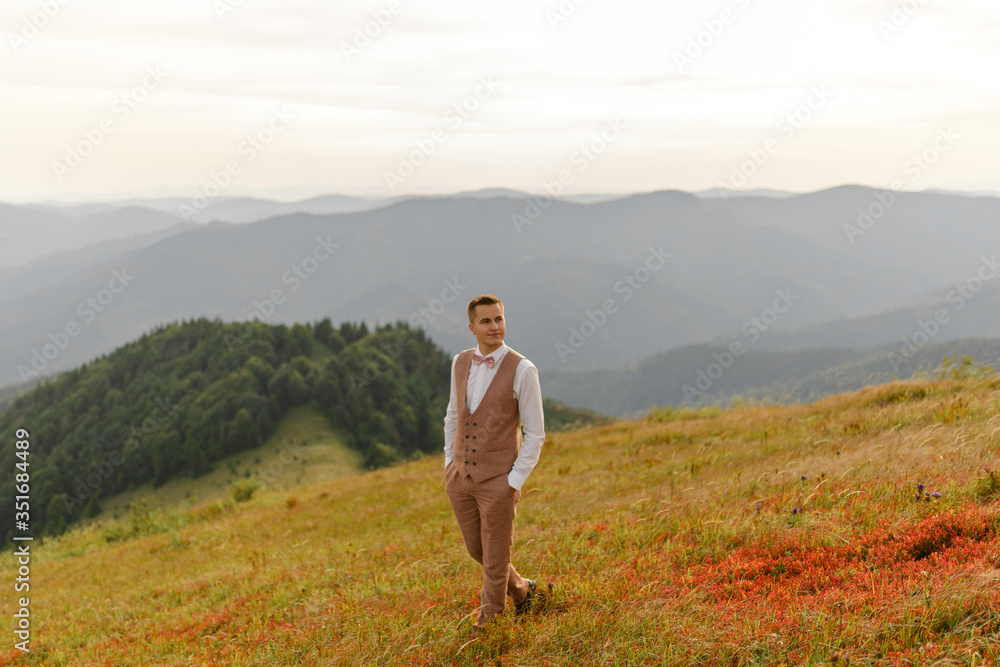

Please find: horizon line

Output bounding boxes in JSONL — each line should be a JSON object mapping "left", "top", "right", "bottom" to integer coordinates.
{"left": 6, "top": 183, "right": 1000, "bottom": 208}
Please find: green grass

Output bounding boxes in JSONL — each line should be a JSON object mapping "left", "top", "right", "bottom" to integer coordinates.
{"left": 6, "top": 376, "right": 1000, "bottom": 665}
{"left": 94, "top": 405, "right": 362, "bottom": 522}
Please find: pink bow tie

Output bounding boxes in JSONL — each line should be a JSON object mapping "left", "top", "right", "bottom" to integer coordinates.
{"left": 472, "top": 353, "right": 495, "bottom": 368}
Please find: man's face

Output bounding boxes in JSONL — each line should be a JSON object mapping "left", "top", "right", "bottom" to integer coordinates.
{"left": 468, "top": 303, "right": 505, "bottom": 353}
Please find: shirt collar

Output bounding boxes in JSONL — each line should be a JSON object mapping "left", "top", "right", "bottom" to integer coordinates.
{"left": 475, "top": 342, "right": 507, "bottom": 364}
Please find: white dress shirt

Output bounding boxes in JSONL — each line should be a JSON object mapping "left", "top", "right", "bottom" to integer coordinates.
{"left": 443, "top": 342, "right": 546, "bottom": 490}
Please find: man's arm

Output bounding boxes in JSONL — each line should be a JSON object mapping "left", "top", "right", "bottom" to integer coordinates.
{"left": 508, "top": 360, "right": 545, "bottom": 490}
{"left": 443, "top": 354, "right": 459, "bottom": 468}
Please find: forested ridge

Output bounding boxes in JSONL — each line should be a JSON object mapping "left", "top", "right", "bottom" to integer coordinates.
{"left": 0, "top": 317, "right": 452, "bottom": 539}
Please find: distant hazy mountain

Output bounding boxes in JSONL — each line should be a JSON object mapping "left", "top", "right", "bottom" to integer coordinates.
{"left": 541, "top": 343, "right": 859, "bottom": 416}
{"left": 709, "top": 276, "right": 1000, "bottom": 354}
{"left": 694, "top": 188, "right": 799, "bottom": 199}
{"left": 925, "top": 188, "right": 1000, "bottom": 199}
{"left": 695, "top": 186, "right": 1000, "bottom": 201}
{"left": 435, "top": 188, "right": 529, "bottom": 199}
{"left": 0, "top": 221, "right": 198, "bottom": 307}
{"left": 440, "top": 188, "right": 627, "bottom": 205}
{"left": 0, "top": 205, "right": 180, "bottom": 268}
{"left": 0, "top": 188, "right": 953, "bottom": 388}
{"left": 728, "top": 185, "right": 1000, "bottom": 287}
{"left": 24, "top": 189, "right": 632, "bottom": 224}
{"left": 29, "top": 194, "right": 392, "bottom": 225}
{"left": 737, "top": 337, "right": 1000, "bottom": 406}
{"left": 4, "top": 186, "right": 1000, "bottom": 391}
{"left": 3, "top": 195, "right": 395, "bottom": 271}
{"left": 541, "top": 337, "right": 1000, "bottom": 416}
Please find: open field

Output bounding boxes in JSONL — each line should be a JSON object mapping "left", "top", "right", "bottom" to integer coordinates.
{"left": 92, "top": 405, "right": 363, "bottom": 522}
{"left": 4, "top": 373, "right": 1000, "bottom": 665}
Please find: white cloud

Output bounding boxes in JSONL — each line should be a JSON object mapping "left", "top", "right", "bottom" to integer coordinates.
{"left": 1, "top": 0, "right": 998, "bottom": 201}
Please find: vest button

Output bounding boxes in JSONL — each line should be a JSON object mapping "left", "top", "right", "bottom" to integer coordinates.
{"left": 472, "top": 449, "right": 476, "bottom": 452}
{"left": 473, "top": 422, "right": 477, "bottom": 426}
{"left": 472, "top": 462, "right": 476, "bottom": 465}
{"left": 465, "top": 448, "right": 469, "bottom": 452}
{"left": 472, "top": 436, "right": 476, "bottom": 440}
{"left": 465, "top": 423, "right": 469, "bottom": 427}
{"left": 465, "top": 435, "right": 469, "bottom": 439}
{"left": 465, "top": 461, "right": 469, "bottom": 464}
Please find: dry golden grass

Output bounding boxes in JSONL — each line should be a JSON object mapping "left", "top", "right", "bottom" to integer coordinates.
{"left": 4, "top": 375, "right": 1000, "bottom": 665}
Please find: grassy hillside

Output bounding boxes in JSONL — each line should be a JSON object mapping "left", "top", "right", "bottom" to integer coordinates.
{"left": 734, "top": 341, "right": 1000, "bottom": 407}
{"left": 93, "top": 405, "right": 363, "bottom": 522}
{"left": 541, "top": 397, "right": 613, "bottom": 432}
{"left": 85, "top": 400, "right": 607, "bottom": 524}
{"left": 0, "top": 317, "right": 453, "bottom": 538}
{"left": 0, "top": 310, "right": 612, "bottom": 541}
{"left": 542, "top": 337, "right": 1000, "bottom": 415}
{"left": 6, "top": 372, "right": 1000, "bottom": 664}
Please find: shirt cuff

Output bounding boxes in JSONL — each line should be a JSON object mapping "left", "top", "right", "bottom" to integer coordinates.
{"left": 507, "top": 469, "right": 527, "bottom": 490}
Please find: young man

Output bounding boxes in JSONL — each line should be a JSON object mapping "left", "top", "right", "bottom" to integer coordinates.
{"left": 443, "top": 294, "right": 546, "bottom": 635}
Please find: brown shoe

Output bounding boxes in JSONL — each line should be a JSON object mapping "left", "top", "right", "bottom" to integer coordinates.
{"left": 515, "top": 579, "right": 537, "bottom": 615}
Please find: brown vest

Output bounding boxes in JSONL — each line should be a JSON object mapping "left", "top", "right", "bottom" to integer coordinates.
{"left": 454, "top": 347, "right": 524, "bottom": 482}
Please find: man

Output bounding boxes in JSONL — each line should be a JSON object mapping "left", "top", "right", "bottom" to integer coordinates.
{"left": 444, "top": 294, "right": 546, "bottom": 636}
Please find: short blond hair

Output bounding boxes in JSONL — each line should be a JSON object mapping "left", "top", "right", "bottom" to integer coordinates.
{"left": 467, "top": 294, "right": 504, "bottom": 323}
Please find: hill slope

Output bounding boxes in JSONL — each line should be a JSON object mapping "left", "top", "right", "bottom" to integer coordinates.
{"left": 0, "top": 316, "right": 610, "bottom": 538}
{"left": 543, "top": 337, "right": 1000, "bottom": 415}
{"left": 0, "top": 317, "right": 453, "bottom": 538}
{"left": 6, "top": 186, "right": 977, "bottom": 387}
{"left": 92, "top": 404, "right": 364, "bottom": 522}
{"left": 8, "top": 373, "right": 1000, "bottom": 665}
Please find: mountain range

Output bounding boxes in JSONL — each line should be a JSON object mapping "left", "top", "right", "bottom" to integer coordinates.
{"left": 2, "top": 186, "right": 999, "bottom": 410}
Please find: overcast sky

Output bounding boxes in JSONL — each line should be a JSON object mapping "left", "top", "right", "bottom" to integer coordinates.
{"left": 1, "top": 0, "right": 998, "bottom": 202}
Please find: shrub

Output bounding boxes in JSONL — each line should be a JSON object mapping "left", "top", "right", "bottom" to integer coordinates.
{"left": 975, "top": 468, "right": 1000, "bottom": 503}
{"left": 229, "top": 478, "right": 261, "bottom": 503}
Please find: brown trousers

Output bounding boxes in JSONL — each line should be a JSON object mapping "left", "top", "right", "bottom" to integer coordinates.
{"left": 445, "top": 460, "right": 529, "bottom": 627}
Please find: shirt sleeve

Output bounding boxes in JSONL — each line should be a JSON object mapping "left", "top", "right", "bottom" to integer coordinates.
{"left": 508, "top": 359, "right": 546, "bottom": 490}
{"left": 443, "top": 354, "right": 459, "bottom": 468}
